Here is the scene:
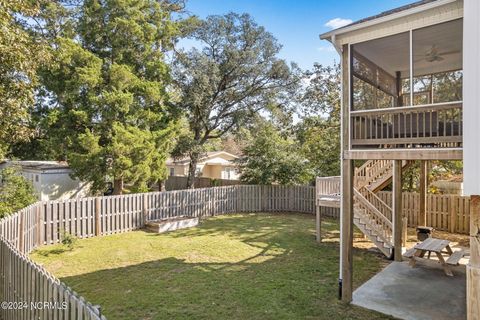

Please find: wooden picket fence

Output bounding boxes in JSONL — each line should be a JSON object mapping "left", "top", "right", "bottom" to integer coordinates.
{"left": 0, "top": 185, "right": 315, "bottom": 319}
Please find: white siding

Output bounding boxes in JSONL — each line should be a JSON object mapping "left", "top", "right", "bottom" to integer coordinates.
{"left": 39, "top": 172, "right": 90, "bottom": 201}
{"left": 463, "top": 0, "right": 480, "bottom": 195}
{"left": 336, "top": 1, "right": 463, "bottom": 45}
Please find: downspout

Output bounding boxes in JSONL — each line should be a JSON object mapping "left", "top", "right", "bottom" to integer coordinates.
{"left": 319, "top": 32, "right": 344, "bottom": 300}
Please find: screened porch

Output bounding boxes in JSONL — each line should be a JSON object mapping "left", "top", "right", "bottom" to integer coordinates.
{"left": 350, "top": 19, "right": 463, "bottom": 150}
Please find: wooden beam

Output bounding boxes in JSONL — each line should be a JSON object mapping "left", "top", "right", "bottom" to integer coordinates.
{"left": 396, "top": 71, "right": 402, "bottom": 107}
{"left": 467, "top": 195, "right": 480, "bottom": 320}
{"left": 393, "top": 160, "right": 403, "bottom": 261}
{"left": 345, "top": 149, "right": 462, "bottom": 160}
{"left": 339, "top": 43, "right": 354, "bottom": 302}
{"left": 316, "top": 206, "right": 321, "bottom": 242}
{"left": 419, "top": 160, "right": 428, "bottom": 227}
{"left": 341, "top": 159, "right": 354, "bottom": 301}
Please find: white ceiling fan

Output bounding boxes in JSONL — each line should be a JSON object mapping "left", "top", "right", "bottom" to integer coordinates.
{"left": 414, "top": 45, "right": 460, "bottom": 63}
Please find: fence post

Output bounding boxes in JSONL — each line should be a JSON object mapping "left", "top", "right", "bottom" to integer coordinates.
{"left": 18, "top": 211, "right": 24, "bottom": 253}
{"left": 36, "top": 204, "right": 42, "bottom": 247}
{"left": 95, "top": 198, "right": 101, "bottom": 236}
{"left": 450, "top": 195, "right": 456, "bottom": 233}
{"left": 142, "top": 194, "right": 149, "bottom": 225}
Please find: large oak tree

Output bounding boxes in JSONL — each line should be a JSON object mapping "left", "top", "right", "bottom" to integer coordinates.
{"left": 173, "top": 13, "right": 300, "bottom": 188}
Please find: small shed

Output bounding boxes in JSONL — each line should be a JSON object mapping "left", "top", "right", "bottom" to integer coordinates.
{"left": 0, "top": 160, "right": 90, "bottom": 201}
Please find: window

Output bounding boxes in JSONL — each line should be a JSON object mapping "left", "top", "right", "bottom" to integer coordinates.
{"left": 35, "top": 174, "right": 39, "bottom": 182}
{"left": 169, "top": 168, "right": 175, "bottom": 176}
{"left": 223, "top": 167, "right": 233, "bottom": 180}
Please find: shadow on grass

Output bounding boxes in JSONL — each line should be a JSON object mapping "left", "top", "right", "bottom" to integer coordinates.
{"left": 52, "top": 214, "right": 389, "bottom": 320}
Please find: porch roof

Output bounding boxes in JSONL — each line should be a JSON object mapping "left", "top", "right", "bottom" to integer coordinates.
{"left": 320, "top": 0, "right": 456, "bottom": 41}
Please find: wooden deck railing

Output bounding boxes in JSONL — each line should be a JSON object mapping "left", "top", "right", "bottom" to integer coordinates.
{"left": 315, "top": 176, "right": 340, "bottom": 196}
{"left": 351, "top": 101, "right": 463, "bottom": 148}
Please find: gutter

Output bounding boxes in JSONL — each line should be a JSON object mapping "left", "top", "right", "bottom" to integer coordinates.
{"left": 319, "top": 0, "right": 459, "bottom": 42}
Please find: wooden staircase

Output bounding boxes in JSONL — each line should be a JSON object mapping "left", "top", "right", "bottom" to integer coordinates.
{"left": 316, "top": 159, "right": 412, "bottom": 258}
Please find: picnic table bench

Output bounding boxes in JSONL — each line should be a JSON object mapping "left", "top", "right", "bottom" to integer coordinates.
{"left": 404, "top": 237, "right": 464, "bottom": 276}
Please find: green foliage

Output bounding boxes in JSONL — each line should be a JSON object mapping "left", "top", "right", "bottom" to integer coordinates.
{"left": 238, "top": 122, "right": 313, "bottom": 185}
{"left": 0, "top": 167, "right": 37, "bottom": 218}
{"left": 402, "top": 160, "right": 463, "bottom": 193}
{"left": 0, "top": 0, "right": 49, "bottom": 157}
{"left": 296, "top": 64, "right": 341, "bottom": 177}
{"left": 173, "top": 13, "right": 301, "bottom": 187}
{"left": 60, "top": 229, "right": 77, "bottom": 250}
{"left": 29, "top": 0, "right": 187, "bottom": 194}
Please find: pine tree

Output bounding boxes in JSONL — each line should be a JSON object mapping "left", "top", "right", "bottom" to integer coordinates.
{"left": 38, "top": 0, "right": 188, "bottom": 194}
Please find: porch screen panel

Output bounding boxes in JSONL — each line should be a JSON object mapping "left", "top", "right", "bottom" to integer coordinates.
{"left": 351, "top": 32, "right": 409, "bottom": 111}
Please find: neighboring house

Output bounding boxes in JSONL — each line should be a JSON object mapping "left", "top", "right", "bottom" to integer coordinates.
{"left": 320, "top": 0, "right": 480, "bottom": 318}
{"left": 0, "top": 160, "right": 90, "bottom": 201}
{"left": 166, "top": 151, "right": 240, "bottom": 180}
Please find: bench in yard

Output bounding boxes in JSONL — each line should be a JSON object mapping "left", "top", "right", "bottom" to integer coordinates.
{"left": 446, "top": 250, "right": 465, "bottom": 266}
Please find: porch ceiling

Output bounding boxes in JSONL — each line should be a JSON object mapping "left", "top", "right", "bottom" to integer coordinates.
{"left": 353, "top": 18, "right": 462, "bottom": 77}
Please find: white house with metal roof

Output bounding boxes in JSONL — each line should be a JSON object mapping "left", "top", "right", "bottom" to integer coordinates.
{"left": 0, "top": 160, "right": 90, "bottom": 201}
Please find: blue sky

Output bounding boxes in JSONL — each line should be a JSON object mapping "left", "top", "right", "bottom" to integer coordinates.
{"left": 183, "top": 0, "right": 415, "bottom": 70}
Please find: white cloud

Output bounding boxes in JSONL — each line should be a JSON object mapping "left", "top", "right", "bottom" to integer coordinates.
{"left": 317, "top": 46, "right": 335, "bottom": 53}
{"left": 325, "top": 18, "right": 353, "bottom": 29}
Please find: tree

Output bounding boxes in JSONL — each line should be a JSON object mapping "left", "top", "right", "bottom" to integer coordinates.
{"left": 0, "top": 166, "right": 37, "bottom": 217}
{"left": 36, "top": 0, "right": 187, "bottom": 194}
{"left": 173, "top": 13, "right": 300, "bottom": 188}
{"left": 0, "top": 0, "right": 49, "bottom": 158}
{"left": 296, "top": 63, "right": 341, "bottom": 177}
{"left": 237, "top": 121, "right": 313, "bottom": 185}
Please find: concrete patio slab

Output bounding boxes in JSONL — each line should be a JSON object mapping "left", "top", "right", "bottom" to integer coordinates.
{"left": 353, "top": 260, "right": 466, "bottom": 320}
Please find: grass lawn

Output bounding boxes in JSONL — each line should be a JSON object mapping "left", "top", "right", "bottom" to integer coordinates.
{"left": 31, "top": 213, "right": 393, "bottom": 320}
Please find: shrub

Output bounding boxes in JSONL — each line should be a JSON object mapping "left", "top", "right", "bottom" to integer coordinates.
{"left": 60, "top": 229, "right": 78, "bottom": 250}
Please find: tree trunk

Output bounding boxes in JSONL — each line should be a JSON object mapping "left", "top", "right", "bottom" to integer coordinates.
{"left": 186, "top": 152, "right": 200, "bottom": 189}
{"left": 113, "top": 178, "right": 124, "bottom": 195}
{"left": 158, "top": 180, "right": 166, "bottom": 192}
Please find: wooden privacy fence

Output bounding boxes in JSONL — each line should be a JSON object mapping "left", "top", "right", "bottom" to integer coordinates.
{"left": 0, "top": 202, "right": 105, "bottom": 320}
{"left": 377, "top": 191, "right": 470, "bottom": 234}
{"left": 0, "top": 185, "right": 315, "bottom": 319}
{"left": 165, "top": 176, "right": 242, "bottom": 191}
{"left": 317, "top": 192, "right": 471, "bottom": 234}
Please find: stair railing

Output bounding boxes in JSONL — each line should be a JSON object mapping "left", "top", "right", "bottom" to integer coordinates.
{"left": 353, "top": 188, "right": 393, "bottom": 246}
{"left": 354, "top": 160, "right": 392, "bottom": 188}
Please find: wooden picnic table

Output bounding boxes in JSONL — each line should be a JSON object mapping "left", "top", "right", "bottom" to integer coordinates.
{"left": 408, "top": 237, "right": 455, "bottom": 276}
